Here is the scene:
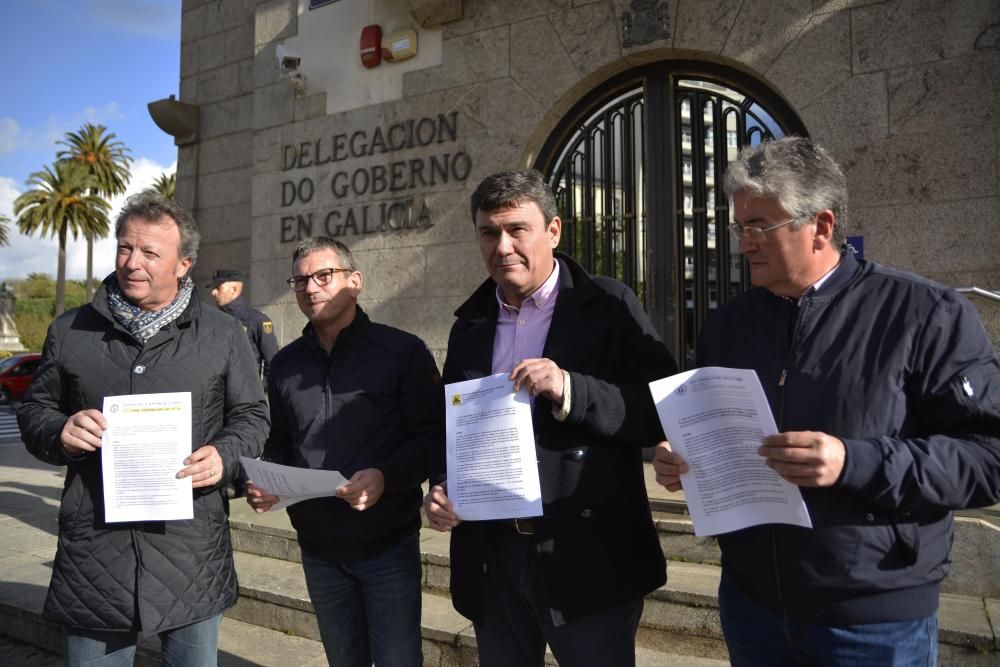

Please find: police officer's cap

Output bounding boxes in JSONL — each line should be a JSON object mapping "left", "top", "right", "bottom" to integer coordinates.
{"left": 205, "top": 269, "right": 246, "bottom": 289}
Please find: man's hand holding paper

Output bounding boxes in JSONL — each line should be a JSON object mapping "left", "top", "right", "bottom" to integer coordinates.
{"left": 759, "top": 431, "right": 846, "bottom": 487}
{"left": 652, "top": 441, "right": 688, "bottom": 492}
{"left": 443, "top": 373, "right": 542, "bottom": 522}
{"left": 648, "top": 367, "right": 812, "bottom": 536}
{"left": 241, "top": 457, "right": 349, "bottom": 511}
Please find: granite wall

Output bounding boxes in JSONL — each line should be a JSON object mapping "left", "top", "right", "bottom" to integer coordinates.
{"left": 178, "top": 0, "right": 1000, "bottom": 357}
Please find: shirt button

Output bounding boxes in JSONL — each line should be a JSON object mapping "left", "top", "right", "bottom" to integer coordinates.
{"left": 570, "top": 449, "right": 585, "bottom": 461}
{"left": 519, "top": 319, "right": 526, "bottom": 325}
{"left": 866, "top": 513, "right": 875, "bottom": 522}
{"left": 134, "top": 365, "right": 145, "bottom": 374}
{"left": 580, "top": 509, "right": 592, "bottom": 518}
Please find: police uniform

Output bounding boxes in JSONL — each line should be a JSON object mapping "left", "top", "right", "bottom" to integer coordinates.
{"left": 206, "top": 270, "right": 279, "bottom": 381}
{"left": 222, "top": 295, "right": 279, "bottom": 379}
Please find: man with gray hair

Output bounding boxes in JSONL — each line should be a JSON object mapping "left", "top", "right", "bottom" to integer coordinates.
{"left": 246, "top": 237, "right": 442, "bottom": 667}
{"left": 18, "top": 193, "right": 269, "bottom": 664}
{"left": 654, "top": 137, "right": 1000, "bottom": 664}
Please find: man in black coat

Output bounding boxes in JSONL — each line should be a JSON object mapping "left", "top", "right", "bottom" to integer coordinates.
{"left": 424, "top": 170, "right": 676, "bottom": 667}
{"left": 206, "top": 269, "right": 279, "bottom": 382}
{"left": 18, "top": 193, "right": 269, "bottom": 664}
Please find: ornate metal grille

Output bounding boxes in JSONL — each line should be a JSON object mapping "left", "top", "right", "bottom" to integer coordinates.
{"left": 549, "top": 90, "right": 647, "bottom": 302}
{"left": 675, "top": 79, "right": 784, "bottom": 366}
{"left": 540, "top": 66, "right": 801, "bottom": 368}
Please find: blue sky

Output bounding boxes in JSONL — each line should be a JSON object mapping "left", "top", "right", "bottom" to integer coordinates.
{"left": 0, "top": 0, "right": 181, "bottom": 282}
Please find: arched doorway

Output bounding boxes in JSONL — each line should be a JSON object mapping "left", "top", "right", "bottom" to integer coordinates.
{"left": 535, "top": 61, "right": 806, "bottom": 368}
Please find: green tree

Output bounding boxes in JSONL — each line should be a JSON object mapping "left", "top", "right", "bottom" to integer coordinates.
{"left": 9, "top": 275, "right": 87, "bottom": 351}
{"left": 146, "top": 172, "right": 176, "bottom": 200}
{"left": 13, "top": 161, "right": 110, "bottom": 316}
{"left": 58, "top": 123, "right": 132, "bottom": 298}
{"left": 0, "top": 213, "right": 9, "bottom": 246}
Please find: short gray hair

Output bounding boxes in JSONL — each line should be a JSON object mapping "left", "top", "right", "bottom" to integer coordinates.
{"left": 292, "top": 236, "right": 357, "bottom": 272}
{"left": 115, "top": 192, "right": 201, "bottom": 264}
{"left": 724, "top": 137, "right": 848, "bottom": 245}
{"left": 470, "top": 170, "right": 559, "bottom": 225}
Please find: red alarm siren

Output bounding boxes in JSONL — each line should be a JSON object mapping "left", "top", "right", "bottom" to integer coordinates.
{"left": 361, "top": 25, "right": 382, "bottom": 68}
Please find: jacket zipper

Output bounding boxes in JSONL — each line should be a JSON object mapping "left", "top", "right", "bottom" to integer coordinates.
{"left": 771, "top": 298, "right": 810, "bottom": 614}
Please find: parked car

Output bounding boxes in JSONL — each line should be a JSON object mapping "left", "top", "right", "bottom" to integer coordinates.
{"left": 0, "top": 353, "right": 42, "bottom": 403}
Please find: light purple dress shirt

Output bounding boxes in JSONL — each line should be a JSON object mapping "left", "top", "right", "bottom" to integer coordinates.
{"left": 491, "top": 261, "right": 561, "bottom": 375}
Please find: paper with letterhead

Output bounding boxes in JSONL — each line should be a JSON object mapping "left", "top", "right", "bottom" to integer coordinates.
{"left": 649, "top": 367, "right": 812, "bottom": 536}
{"left": 240, "top": 457, "right": 349, "bottom": 511}
{"left": 445, "top": 373, "right": 543, "bottom": 521}
{"left": 101, "top": 392, "right": 193, "bottom": 522}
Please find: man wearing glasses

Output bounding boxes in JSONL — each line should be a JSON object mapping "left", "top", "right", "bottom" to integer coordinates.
{"left": 245, "top": 237, "right": 442, "bottom": 667}
{"left": 654, "top": 137, "right": 1000, "bottom": 665}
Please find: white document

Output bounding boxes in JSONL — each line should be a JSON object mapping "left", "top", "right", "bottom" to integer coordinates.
{"left": 649, "top": 367, "right": 811, "bottom": 536}
{"left": 240, "top": 456, "right": 349, "bottom": 511}
{"left": 101, "top": 392, "right": 193, "bottom": 522}
{"left": 445, "top": 373, "right": 543, "bottom": 521}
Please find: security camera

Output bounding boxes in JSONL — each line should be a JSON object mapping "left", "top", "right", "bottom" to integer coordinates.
{"left": 276, "top": 44, "right": 301, "bottom": 74}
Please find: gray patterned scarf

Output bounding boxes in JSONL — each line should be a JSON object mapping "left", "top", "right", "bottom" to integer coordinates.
{"left": 107, "top": 277, "right": 194, "bottom": 343}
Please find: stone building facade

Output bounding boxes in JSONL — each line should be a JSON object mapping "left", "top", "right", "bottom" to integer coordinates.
{"left": 175, "top": 0, "right": 1000, "bottom": 364}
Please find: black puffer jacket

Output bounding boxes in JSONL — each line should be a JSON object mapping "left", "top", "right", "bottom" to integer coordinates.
{"left": 17, "top": 277, "right": 269, "bottom": 633}
{"left": 699, "top": 251, "right": 1000, "bottom": 624}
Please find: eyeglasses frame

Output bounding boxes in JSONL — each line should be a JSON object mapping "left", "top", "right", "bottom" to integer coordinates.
{"left": 727, "top": 216, "right": 808, "bottom": 244}
{"left": 286, "top": 267, "right": 353, "bottom": 292}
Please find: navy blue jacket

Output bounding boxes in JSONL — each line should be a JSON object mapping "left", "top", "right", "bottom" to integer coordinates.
{"left": 221, "top": 295, "right": 279, "bottom": 379}
{"left": 262, "top": 306, "right": 442, "bottom": 563}
{"left": 438, "top": 254, "right": 676, "bottom": 623}
{"left": 698, "top": 250, "right": 1000, "bottom": 624}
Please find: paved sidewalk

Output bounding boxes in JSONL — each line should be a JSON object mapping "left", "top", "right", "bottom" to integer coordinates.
{"left": 0, "top": 635, "right": 60, "bottom": 666}
{"left": 0, "top": 405, "right": 64, "bottom": 657}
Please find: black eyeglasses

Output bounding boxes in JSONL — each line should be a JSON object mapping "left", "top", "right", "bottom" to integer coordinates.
{"left": 286, "top": 267, "right": 352, "bottom": 292}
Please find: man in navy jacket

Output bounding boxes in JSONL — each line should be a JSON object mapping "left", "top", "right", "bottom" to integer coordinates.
{"left": 246, "top": 237, "right": 442, "bottom": 667}
{"left": 654, "top": 137, "right": 1000, "bottom": 665}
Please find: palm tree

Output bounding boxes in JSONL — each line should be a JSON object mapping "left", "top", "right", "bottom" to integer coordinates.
{"left": 14, "top": 161, "right": 110, "bottom": 316}
{"left": 0, "top": 214, "right": 9, "bottom": 246}
{"left": 58, "top": 124, "right": 131, "bottom": 298}
{"left": 146, "top": 172, "right": 176, "bottom": 199}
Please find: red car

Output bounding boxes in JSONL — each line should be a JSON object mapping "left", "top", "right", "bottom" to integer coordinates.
{"left": 0, "top": 353, "right": 42, "bottom": 404}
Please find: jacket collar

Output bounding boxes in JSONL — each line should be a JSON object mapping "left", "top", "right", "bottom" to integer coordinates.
{"left": 801, "top": 248, "right": 862, "bottom": 303}
{"left": 303, "top": 304, "right": 370, "bottom": 355}
{"left": 220, "top": 294, "right": 248, "bottom": 316}
{"left": 450, "top": 252, "right": 608, "bottom": 377}
{"left": 454, "top": 252, "right": 599, "bottom": 321}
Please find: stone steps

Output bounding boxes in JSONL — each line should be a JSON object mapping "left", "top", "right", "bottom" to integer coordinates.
{"left": 228, "top": 516, "right": 1000, "bottom": 665}
{"left": 228, "top": 547, "right": 731, "bottom": 665}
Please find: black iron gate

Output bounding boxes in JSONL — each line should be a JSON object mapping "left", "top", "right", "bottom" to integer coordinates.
{"left": 538, "top": 63, "right": 805, "bottom": 367}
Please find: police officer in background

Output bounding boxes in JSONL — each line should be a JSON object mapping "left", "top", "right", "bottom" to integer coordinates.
{"left": 206, "top": 269, "right": 279, "bottom": 382}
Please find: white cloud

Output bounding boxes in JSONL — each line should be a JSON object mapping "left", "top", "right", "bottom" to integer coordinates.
{"left": 0, "top": 158, "right": 176, "bottom": 283}
{"left": 0, "top": 103, "right": 126, "bottom": 158}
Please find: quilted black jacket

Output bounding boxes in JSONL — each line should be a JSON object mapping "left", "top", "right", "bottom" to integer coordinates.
{"left": 17, "top": 277, "right": 269, "bottom": 633}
